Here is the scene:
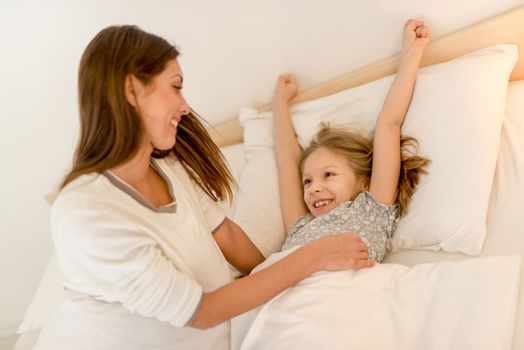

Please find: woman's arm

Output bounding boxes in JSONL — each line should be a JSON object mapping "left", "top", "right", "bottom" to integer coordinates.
{"left": 213, "top": 217, "right": 265, "bottom": 275}
{"left": 273, "top": 75, "right": 309, "bottom": 232}
{"left": 369, "top": 20, "right": 430, "bottom": 205}
{"left": 191, "top": 231, "right": 372, "bottom": 329}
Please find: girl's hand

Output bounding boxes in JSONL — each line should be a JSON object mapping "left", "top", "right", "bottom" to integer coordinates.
{"left": 402, "top": 19, "right": 431, "bottom": 55}
{"left": 273, "top": 74, "right": 298, "bottom": 107}
{"left": 306, "top": 232, "right": 375, "bottom": 272}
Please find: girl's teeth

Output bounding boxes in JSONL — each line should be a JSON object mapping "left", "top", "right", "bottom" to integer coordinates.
{"left": 314, "top": 200, "right": 330, "bottom": 208}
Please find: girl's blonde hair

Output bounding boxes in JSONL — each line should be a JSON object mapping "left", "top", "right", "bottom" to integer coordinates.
{"left": 299, "top": 125, "right": 430, "bottom": 216}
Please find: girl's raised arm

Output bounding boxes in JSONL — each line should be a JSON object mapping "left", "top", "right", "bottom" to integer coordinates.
{"left": 369, "top": 20, "right": 430, "bottom": 205}
{"left": 273, "top": 75, "right": 309, "bottom": 232}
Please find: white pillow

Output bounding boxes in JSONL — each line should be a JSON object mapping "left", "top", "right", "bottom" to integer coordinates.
{"left": 232, "top": 112, "right": 286, "bottom": 257}
{"left": 218, "top": 143, "right": 246, "bottom": 216}
{"left": 234, "top": 44, "right": 518, "bottom": 256}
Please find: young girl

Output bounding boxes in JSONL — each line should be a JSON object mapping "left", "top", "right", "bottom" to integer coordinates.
{"left": 273, "top": 19, "right": 431, "bottom": 262}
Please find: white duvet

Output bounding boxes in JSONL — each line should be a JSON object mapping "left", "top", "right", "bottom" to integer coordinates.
{"left": 232, "top": 249, "right": 521, "bottom": 350}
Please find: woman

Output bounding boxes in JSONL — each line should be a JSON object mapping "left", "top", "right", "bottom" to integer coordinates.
{"left": 34, "top": 25, "right": 373, "bottom": 350}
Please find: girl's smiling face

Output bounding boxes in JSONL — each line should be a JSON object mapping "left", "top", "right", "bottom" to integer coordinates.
{"left": 302, "top": 147, "right": 367, "bottom": 217}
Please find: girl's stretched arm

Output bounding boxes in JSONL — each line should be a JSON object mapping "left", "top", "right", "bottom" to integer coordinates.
{"left": 369, "top": 19, "right": 430, "bottom": 205}
{"left": 273, "top": 75, "right": 309, "bottom": 232}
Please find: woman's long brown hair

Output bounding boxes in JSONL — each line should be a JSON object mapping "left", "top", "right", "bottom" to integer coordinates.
{"left": 61, "top": 25, "right": 234, "bottom": 202}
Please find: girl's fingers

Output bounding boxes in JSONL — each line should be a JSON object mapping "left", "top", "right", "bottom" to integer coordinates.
{"left": 415, "top": 25, "right": 430, "bottom": 38}
{"left": 405, "top": 19, "right": 424, "bottom": 31}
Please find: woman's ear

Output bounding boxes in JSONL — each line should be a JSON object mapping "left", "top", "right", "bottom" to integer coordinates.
{"left": 124, "top": 74, "right": 140, "bottom": 108}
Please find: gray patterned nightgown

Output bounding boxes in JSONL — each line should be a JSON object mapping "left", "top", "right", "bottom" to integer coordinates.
{"left": 281, "top": 191, "right": 400, "bottom": 262}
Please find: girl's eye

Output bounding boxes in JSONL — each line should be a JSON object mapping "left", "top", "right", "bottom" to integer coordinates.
{"left": 324, "top": 171, "right": 334, "bottom": 178}
{"left": 173, "top": 85, "right": 182, "bottom": 91}
{"left": 303, "top": 179, "right": 311, "bottom": 186}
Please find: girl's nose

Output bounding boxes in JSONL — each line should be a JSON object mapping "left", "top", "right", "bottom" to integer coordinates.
{"left": 309, "top": 182, "right": 322, "bottom": 194}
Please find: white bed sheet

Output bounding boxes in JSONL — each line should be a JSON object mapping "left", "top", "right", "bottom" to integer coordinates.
{"left": 233, "top": 251, "right": 520, "bottom": 350}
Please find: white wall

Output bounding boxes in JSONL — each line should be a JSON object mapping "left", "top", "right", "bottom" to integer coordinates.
{"left": 1, "top": 0, "right": 523, "bottom": 340}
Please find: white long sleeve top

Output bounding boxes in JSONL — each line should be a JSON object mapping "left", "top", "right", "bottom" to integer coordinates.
{"left": 35, "top": 157, "right": 233, "bottom": 349}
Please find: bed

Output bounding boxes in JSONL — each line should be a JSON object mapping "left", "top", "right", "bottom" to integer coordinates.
{"left": 15, "top": 5, "right": 524, "bottom": 350}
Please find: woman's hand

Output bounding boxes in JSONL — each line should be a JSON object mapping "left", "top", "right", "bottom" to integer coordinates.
{"left": 191, "top": 231, "right": 372, "bottom": 329}
{"left": 273, "top": 74, "right": 298, "bottom": 108}
{"left": 402, "top": 19, "right": 431, "bottom": 56}
{"left": 305, "top": 233, "right": 374, "bottom": 272}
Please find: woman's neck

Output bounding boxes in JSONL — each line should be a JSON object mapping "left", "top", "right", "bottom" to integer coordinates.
{"left": 110, "top": 146, "right": 152, "bottom": 189}
{"left": 109, "top": 144, "right": 173, "bottom": 208}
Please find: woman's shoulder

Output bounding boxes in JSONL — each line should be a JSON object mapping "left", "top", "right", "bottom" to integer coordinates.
{"left": 56, "top": 173, "right": 101, "bottom": 200}
{"left": 52, "top": 172, "right": 119, "bottom": 217}
{"left": 50, "top": 172, "right": 148, "bottom": 243}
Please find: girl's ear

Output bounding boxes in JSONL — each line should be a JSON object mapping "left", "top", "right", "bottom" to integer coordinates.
{"left": 124, "top": 74, "right": 141, "bottom": 108}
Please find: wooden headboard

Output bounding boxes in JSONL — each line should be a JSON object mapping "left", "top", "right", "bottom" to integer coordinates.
{"left": 209, "top": 4, "right": 524, "bottom": 147}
